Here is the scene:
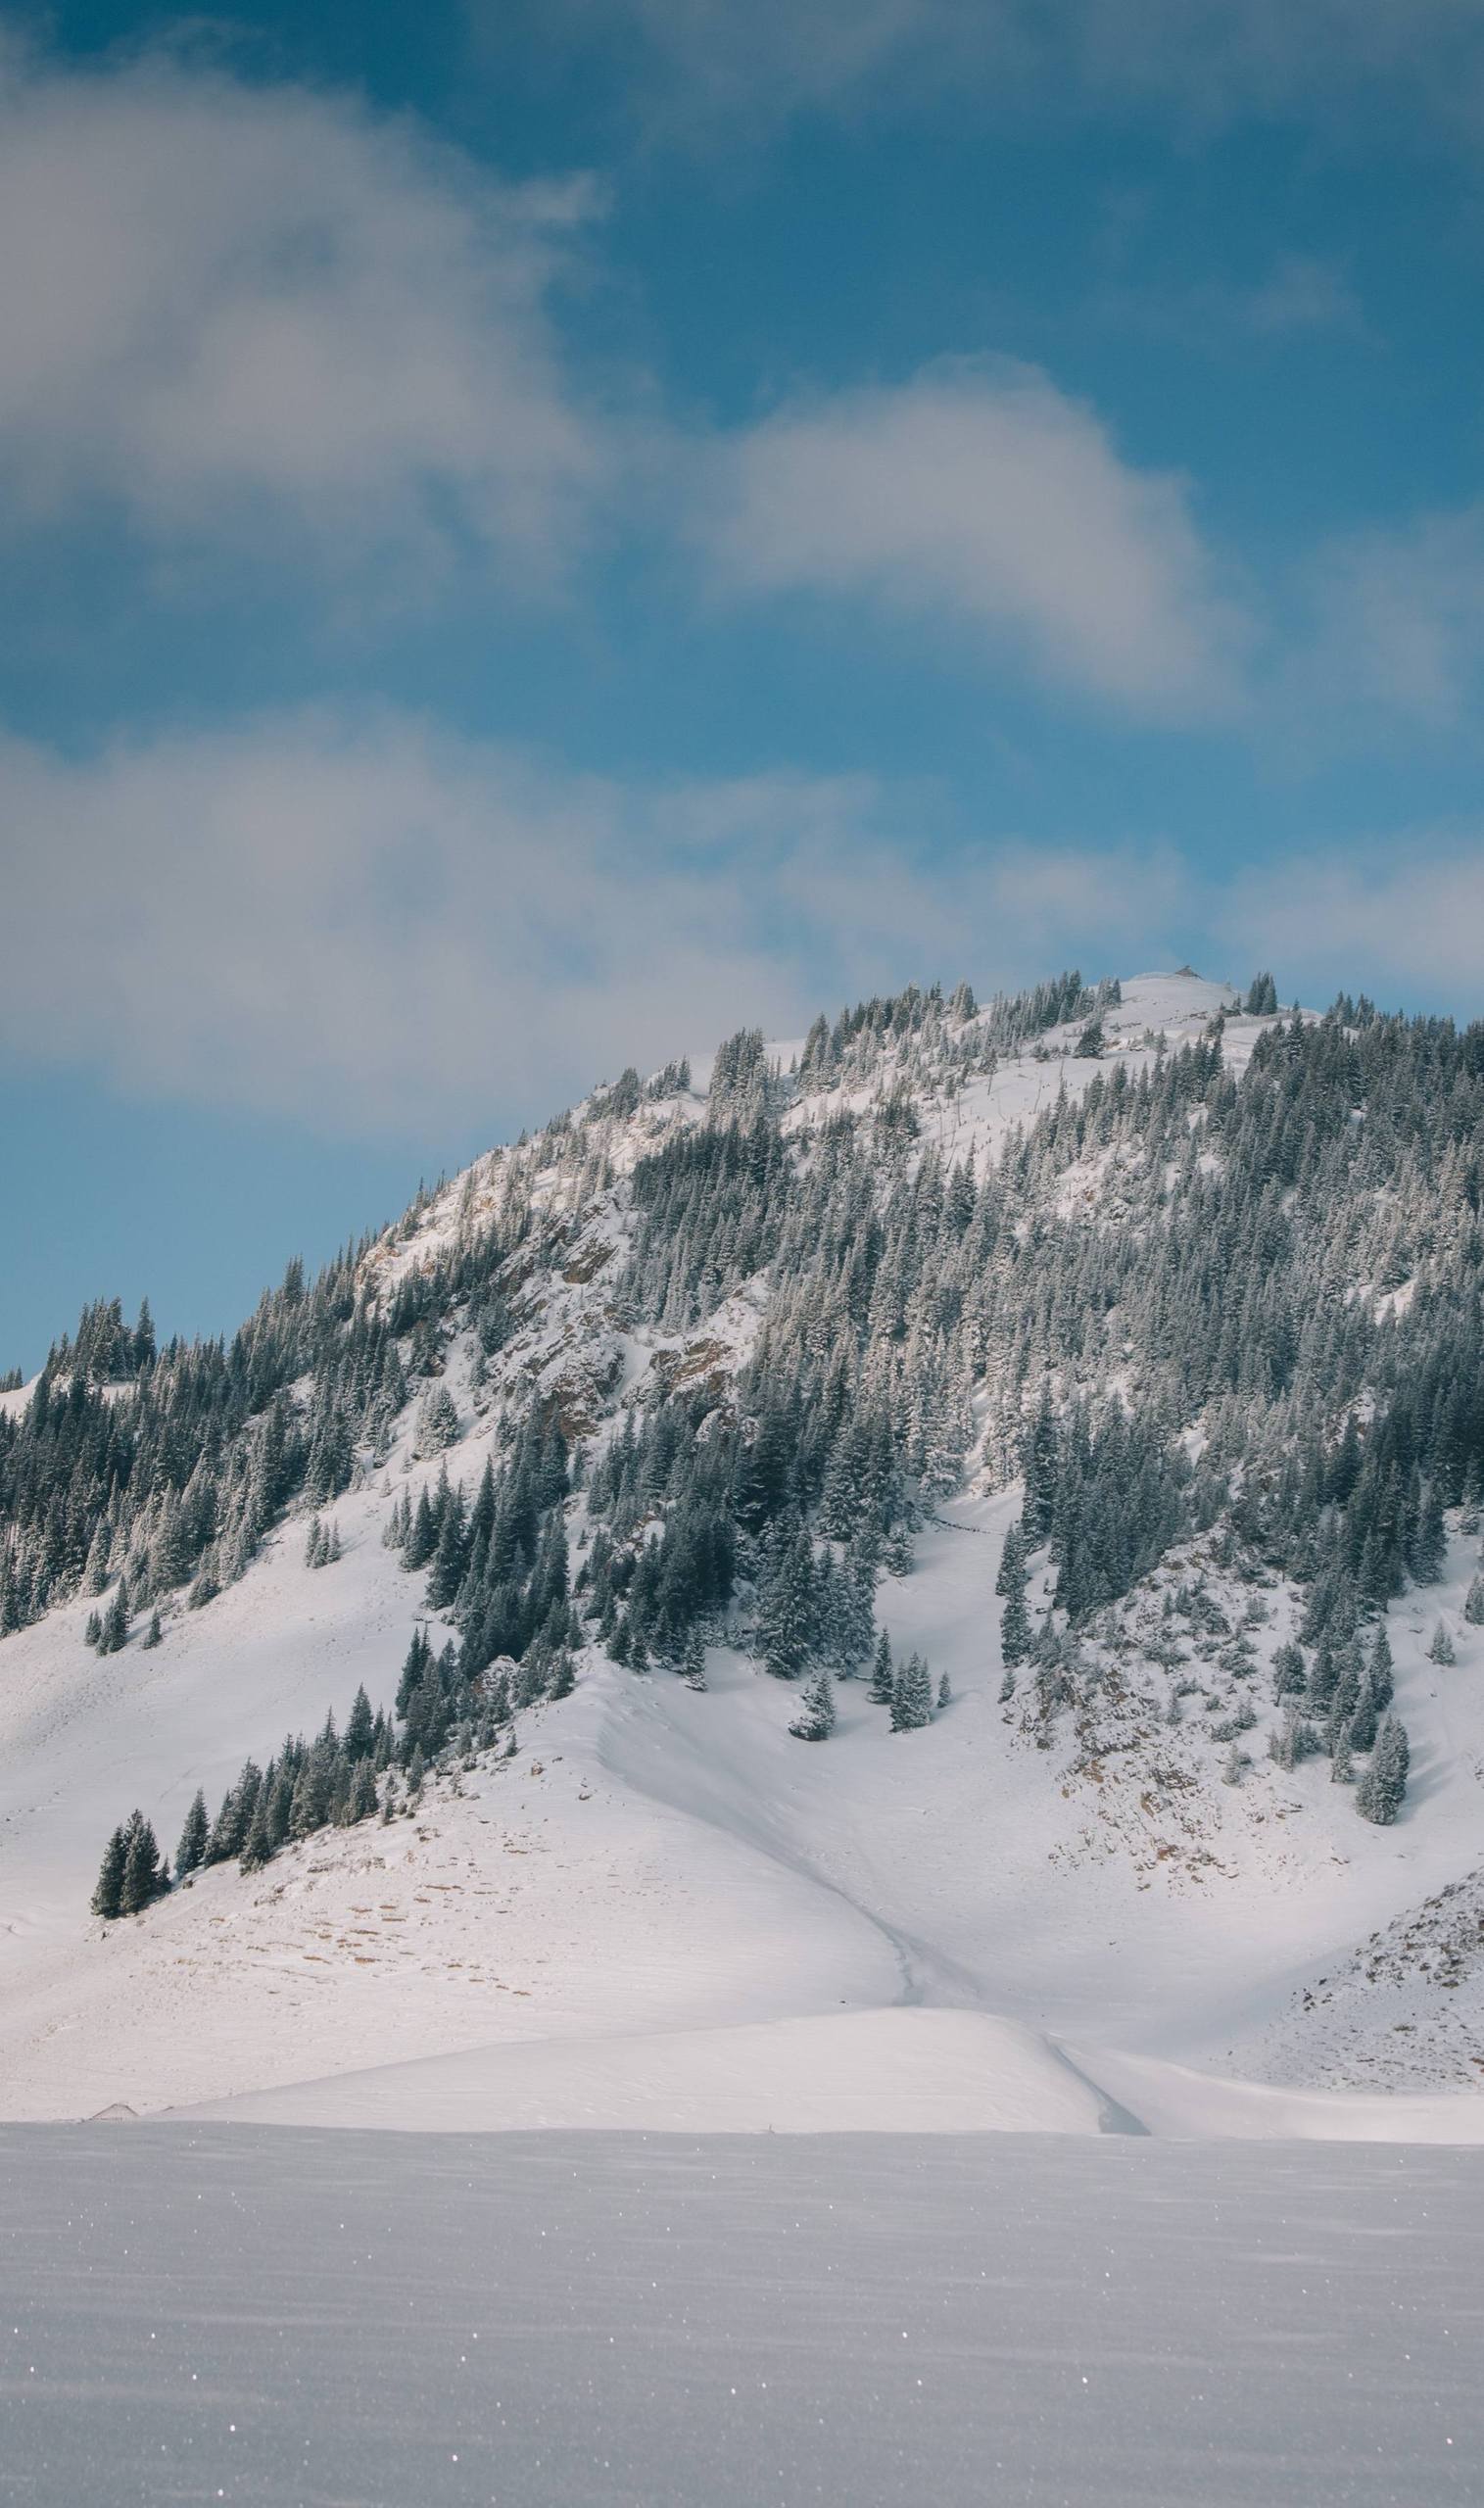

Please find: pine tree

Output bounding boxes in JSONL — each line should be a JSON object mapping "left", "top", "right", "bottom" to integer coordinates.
{"left": 937, "top": 1672, "right": 952, "bottom": 1710}
{"left": 1428, "top": 1620, "right": 1457, "bottom": 1665}
{"left": 756, "top": 1528, "right": 814, "bottom": 1681}
{"left": 240, "top": 1792, "right": 274, "bottom": 1871}
{"left": 1356, "top": 1715, "right": 1410, "bottom": 1825}
{"left": 890, "top": 1652, "right": 933, "bottom": 1732}
{"left": 1330, "top": 1729, "right": 1354, "bottom": 1783}
{"left": 1000, "top": 1585, "right": 1031, "bottom": 1667}
{"left": 869, "top": 1631, "right": 894, "bottom": 1705}
{"left": 344, "top": 1685, "right": 376, "bottom": 1761}
{"left": 347, "top": 1760, "right": 379, "bottom": 1823}
{"left": 99, "top": 1580, "right": 130, "bottom": 1655}
{"left": 681, "top": 1625, "right": 707, "bottom": 1691}
{"left": 142, "top": 1609, "right": 163, "bottom": 1649}
{"left": 1368, "top": 1626, "right": 1395, "bottom": 1713}
{"left": 120, "top": 1810, "right": 164, "bottom": 1913}
{"left": 396, "top": 1628, "right": 432, "bottom": 1715}
{"left": 175, "top": 1789, "right": 209, "bottom": 1878}
{"left": 416, "top": 1383, "right": 459, "bottom": 1456}
{"left": 1270, "top": 1641, "right": 1306, "bottom": 1701}
{"left": 997, "top": 1520, "right": 1032, "bottom": 1665}
{"left": 91, "top": 1826, "right": 127, "bottom": 1919}
{"left": 789, "top": 1665, "right": 836, "bottom": 1741}
{"left": 289, "top": 1754, "right": 329, "bottom": 1839}
{"left": 1412, "top": 1484, "right": 1448, "bottom": 1584}
{"left": 1464, "top": 1574, "right": 1484, "bottom": 1627}
{"left": 995, "top": 1519, "right": 1027, "bottom": 1599}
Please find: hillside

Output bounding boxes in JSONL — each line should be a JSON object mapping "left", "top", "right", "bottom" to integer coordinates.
{"left": 3, "top": 968, "right": 1484, "bottom": 2134}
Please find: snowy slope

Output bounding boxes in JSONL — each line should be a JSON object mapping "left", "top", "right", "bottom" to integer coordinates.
{"left": 4, "top": 972, "right": 1484, "bottom": 2136}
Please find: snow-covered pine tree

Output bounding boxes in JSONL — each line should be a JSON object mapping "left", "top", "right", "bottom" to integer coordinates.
{"left": 890, "top": 1652, "right": 933, "bottom": 1732}
{"left": 869, "top": 1631, "right": 894, "bottom": 1705}
{"left": 756, "top": 1525, "right": 815, "bottom": 1681}
{"left": 789, "top": 1665, "right": 836, "bottom": 1741}
{"left": 1356, "top": 1715, "right": 1411, "bottom": 1825}
{"left": 416, "top": 1382, "right": 459, "bottom": 1457}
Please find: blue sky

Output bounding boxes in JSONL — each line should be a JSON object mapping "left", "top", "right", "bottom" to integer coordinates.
{"left": 4, "top": 0, "right": 1484, "bottom": 1367}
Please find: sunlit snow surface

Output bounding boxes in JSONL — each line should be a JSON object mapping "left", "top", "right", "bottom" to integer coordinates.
{"left": 4, "top": 2127, "right": 1483, "bottom": 2508}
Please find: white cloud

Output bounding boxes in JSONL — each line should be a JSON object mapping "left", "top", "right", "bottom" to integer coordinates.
{"left": 0, "top": 42, "right": 601, "bottom": 572}
{"left": 1099, "top": 254, "right": 1367, "bottom": 349}
{"left": 0, "top": 710, "right": 1198, "bottom": 1133}
{"left": 509, "top": 0, "right": 1484, "bottom": 138}
{"left": 1066, "top": 0, "right": 1484, "bottom": 134}
{"left": 704, "top": 361, "right": 1247, "bottom": 716}
{"left": 1300, "top": 502, "right": 1484, "bottom": 730}
{"left": 1228, "top": 844, "right": 1484, "bottom": 999}
{"left": 2, "top": 707, "right": 1476, "bottom": 1133}
{"left": 1235, "top": 255, "right": 1365, "bottom": 338}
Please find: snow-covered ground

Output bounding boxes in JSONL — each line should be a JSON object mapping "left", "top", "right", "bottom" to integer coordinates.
{"left": 5, "top": 1468, "right": 1484, "bottom": 2132}
{"left": 6, "top": 2124, "right": 1484, "bottom": 2508}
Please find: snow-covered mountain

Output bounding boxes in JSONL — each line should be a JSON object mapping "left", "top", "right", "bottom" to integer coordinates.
{"left": 4, "top": 967, "right": 1484, "bottom": 2135}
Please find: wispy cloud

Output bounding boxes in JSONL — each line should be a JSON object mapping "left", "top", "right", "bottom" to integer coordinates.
{"left": 495, "top": 0, "right": 1484, "bottom": 141}
{"left": 0, "top": 709, "right": 1197, "bottom": 1133}
{"left": 1227, "top": 841, "right": 1484, "bottom": 1000}
{"left": 0, "top": 40, "right": 603, "bottom": 580}
{"left": 1297, "top": 501, "right": 1484, "bottom": 732}
{"left": 1098, "top": 254, "right": 1368, "bottom": 350}
{"left": 702, "top": 360, "right": 1249, "bottom": 717}
{"left": 6, "top": 706, "right": 1474, "bottom": 1139}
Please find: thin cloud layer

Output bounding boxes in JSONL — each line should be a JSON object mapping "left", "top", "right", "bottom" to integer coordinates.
{"left": 1301, "top": 502, "right": 1484, "bottom": 731}
{"left": 1229, "top": 844, "right": 1484, "bottom": 999}
{"left": 706, "top": 362, "right": 1246, "bottom": 717}
{"left": 0, "top": 43, "right": 601, "bottom": 570}
{"left": 508, "top": 0, "right": 1484, "bottom": 138}
{"left": 5, "top": 708, "right": 1474, "bottom": 1141}
{"left": 0, "top": 711, "right": 1194, "bottom": 1133}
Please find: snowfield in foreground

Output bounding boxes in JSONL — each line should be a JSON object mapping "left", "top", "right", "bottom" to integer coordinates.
{"left": 4, "top": 2126, "right": 1483, "bottom": 2508}
{"left": 5, "top": 1479, "right": 1484, "bottom": 2133}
